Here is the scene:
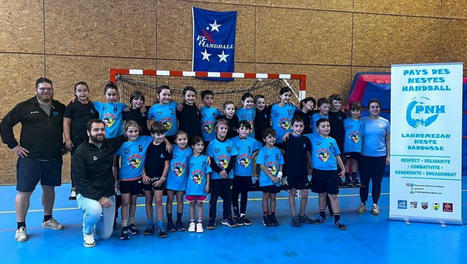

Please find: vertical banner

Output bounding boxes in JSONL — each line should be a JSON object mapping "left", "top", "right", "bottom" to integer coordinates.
{"left": 192, "top": 7, "right": 237, "bottom": 74}
{"left": 390, "top": 62, "right": 463, "bottom": 225}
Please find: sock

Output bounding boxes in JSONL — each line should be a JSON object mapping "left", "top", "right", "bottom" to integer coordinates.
{"left": 190, "top": 219, "right": 195, "bottom": 222}
{"left": 176, "top": 212, "right": 183, "bottom": 223}
{"left": 263, "top": 211, "right": 269, "bottom": 216}
{"left": 17, "top": 222, "right": 26, "bottom": 229}
{"left": 147, "top": 218, "right": 154, "bottom": 225}
{"left": 319, "top": 211, "right": 326, "bottom": 219}
{"left": 334, "top": 214, "right": 341, "bottom": 223}
{"left": 197, "top": 219, "right": 203, "bottom": 223}
{"left": 121, "top": 219, "right": 128, "bottom": 227}
{"left": 167, "top": 213, "right": 173, "bottom": 222}
{"left": 44, "top": 215, "right": 52, "bottom": 222}
{"left": 157, "top": 221, "right": 163, "bottom": 229}
{"left": 129, "top": 218, "right": 134, "bottom": 225}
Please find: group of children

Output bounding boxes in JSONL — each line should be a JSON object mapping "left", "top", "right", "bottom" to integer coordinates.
{"left": 65, "top": 81, "right": 368, "bottom": 240}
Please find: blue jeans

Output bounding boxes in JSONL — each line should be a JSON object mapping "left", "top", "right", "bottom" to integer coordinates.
{"left": 77, "top": 194, "right": 115, "bottom": 239}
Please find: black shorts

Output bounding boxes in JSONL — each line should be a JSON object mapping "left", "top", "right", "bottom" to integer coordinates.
{"left": 119, "top": 179, "right": 142, "bottom": 195}
{"left": 261, "top": 185, "right": 280, "bottom": 194}
{"left": 344, "top": 152, "right": 361, "bottom": 160}
{"left": 233, "top": 176, "right": 252, "bottom": 193}
{"left": 311, "top": 169, "right": 339, "bottom": 195}
{"left": 16, "top": 157, "right": 62, "bottom": 192}
{"left": 142, "top": 177, "right": 165, "bottom": 191}
{"left": 286, "top": 173, "right": 309, "bottom": 190}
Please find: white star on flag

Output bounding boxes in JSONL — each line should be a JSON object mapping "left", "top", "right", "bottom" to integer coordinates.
{"left": 218, "top": 50, "right": 229, "bottom": 63}
{"left": 201, "top": 49, "right": 212, "bottom": 61}
{"left": 209, "top": 20, "right": 221, "bottom": 32}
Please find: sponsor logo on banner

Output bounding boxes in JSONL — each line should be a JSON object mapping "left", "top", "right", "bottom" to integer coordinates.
{"left": 443, "top": 203, "right": 453, "bottom": 212}
{"left": 421, "top": 202, "right": 428, "bottom": 210}
{"left": 433, "top": 203, "right": 440, "bottom": 210}
{"left": 410, "top": 201, "right": 418, "bottom": 209}
{"left": 398, "top": 200, "right": 407, "bottom": 209}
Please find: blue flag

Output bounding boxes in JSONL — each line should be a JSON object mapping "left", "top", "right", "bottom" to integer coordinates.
{"left": 192, "top": 7, "right": 237, "bottom": 74}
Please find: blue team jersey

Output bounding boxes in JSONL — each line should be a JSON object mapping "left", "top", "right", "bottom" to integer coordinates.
{"left": 186, "top": 154, "right": 212, "bottom": 196}
{"left": 307, "top": 134, "right": 341, "bottom": 171}
{"left": 343, "top": 118, "right": 362, "bottom": 153}
{"left": 166, "top": 146, "right": 193, "bottom": 191}
{"left": 311, "top": 113, "right": 328, "bottom": 134}
{"left": 148, "top": 101, "right": 178, "bottom": 136}
{"left": 231, "top": 136, "right": 262, "bottom": 176}
{"left": 270, "top": 103, "right": 297, "bottom": 143}
{"left": 206, "top": 138, "right": 238, "bottom": 180}
{"left": 361, "top": 116, "right": 390, "bottom": 157}
{"left": 114, "top": 136, "right": 153, "bottom": 181}
{"left": 236, "top": 108, "right": 256, "bottom": 138}
{"left": 256, "top": 146, "right": 284, "bottom": 187}
{"left": 201, "top": 106, "right": 220, "bottom": 142}
{"left": 94, "top": 101, "right": 127, "bottom": 138}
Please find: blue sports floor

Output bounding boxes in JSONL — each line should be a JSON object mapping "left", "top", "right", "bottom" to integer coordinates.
{"left": 1, "top": 177, "right": 466, "bottom": 264}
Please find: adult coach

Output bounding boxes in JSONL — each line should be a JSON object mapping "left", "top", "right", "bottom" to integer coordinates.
{"left": 0, "top": 77, "right": 66, "bottom": 242}
{"left": 357, "top": 98, "right": 390, "bottom": 215}
{"left": 72, "top": 119, "right": 125, "bottom": 247}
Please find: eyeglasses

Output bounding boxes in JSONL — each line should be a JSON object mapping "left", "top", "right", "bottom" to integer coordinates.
{"left": 37, "top": 87, "right": 53, "bottom": 92}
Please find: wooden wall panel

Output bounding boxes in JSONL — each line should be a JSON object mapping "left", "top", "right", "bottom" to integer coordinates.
{"left": 354, "top": 0, "right": 442, "bottom": 16}
{"left": 255, "top": 0, "right": 352, "bottom": 10}
{"left": 442, "top": 0, "right": 467, "bottom": 18}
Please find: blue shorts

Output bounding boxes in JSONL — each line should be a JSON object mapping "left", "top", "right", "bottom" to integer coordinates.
{"left": 16, "top": 157, "right": 62, "bottom": 192}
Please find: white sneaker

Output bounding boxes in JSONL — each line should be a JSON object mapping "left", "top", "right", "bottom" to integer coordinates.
{"left": 372, "top": 204, "right": 380, "bottom": 215}
{"left": 69, "top": 188, "right": 77, "bottom": 200}
{"left": 196, "top": 222, "right": 204, "bottom": 233}
{"left": 15, "top": 226, "right": 28, "bottom": 242}
{"left": 42, "top": 217, "right": 64, "bottom": 230}
{"left": 83, "top": 233, "right": 96, "bottom": 248}
{"left": 188, "top": 222, "right": 196, "bottom": 232}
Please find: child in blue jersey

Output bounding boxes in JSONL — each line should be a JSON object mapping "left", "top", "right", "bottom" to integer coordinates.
{"left": 270, "top": 87, "right": 297, "bottom": 143}
{"left": 231, "top": 120, "right": 262, "bottom": 225}
{"left": 307, "top": 118, "right": 347, "bottom": 230}
{"left": 236, "top": 93, "right": 256, "bottom": 138}
{"left": 200, "top": 90, "right": 221, "bottom": 144}
{"left": 166, "top": 130, "right": 192, "bottom": 232}
{"left": 148, "top": 85, "right": 178, "bottom": 142}
{"left": 257, "top": 128, "right": 284, "bottom": 227}
{"left": 93, "top": 82, "right": 127, "bottom": 138}
{"left": 113, "top": 121, "right": 153, "bottom": 239}
{"left": 206, "top": 118, "right": 238, "bottom": 229}
{"left": 186, "top": 136, "right": 212, "bottom": 233}
{"left": 311, "top": 98, "right": 330, "bottom": 134}
{"left": 141, "top": 122, "right": 171, "bottom": 238}
{"left": 343, "top": 101, "right": 362, "bottom": 187}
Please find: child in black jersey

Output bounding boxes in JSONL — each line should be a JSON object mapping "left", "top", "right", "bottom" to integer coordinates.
{"left": 123, "top": 91, "right": 150, "bottom": 136}
{"left": 253, "top": 95, "right": 270, "bottom": 142}
{"left": 328, "top": 94, "right": 347, "bottom": 185}
{"left": 218, "top": 101, "right": 239, "bottom": 139}
{"left": 177, "top": 86, "right": 202, "bottom": 141}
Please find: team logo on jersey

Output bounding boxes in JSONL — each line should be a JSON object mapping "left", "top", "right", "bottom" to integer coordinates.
{"left": 172, "top": 162, "right": 186, "bottom": 176}
{"left": 203, "top": 121, "right": 214, "bottom": 134}
{"left": 266, "top": 161, "right": 278, "bottom": 176}
{"left": 103, "top": 113, "right": 116, "bottom": 128}
{"left": 161, "top": 117, "right": 173, "bottom": 131}
{"left": 217, "top": 155, "right": 229, "bottom": 169}
{"left": 128, "top": 154, "right": 143, "bottom": 168}
{"left": 138, "top": 145, "right": 143, "bottom": 152}
{"left": 192, "top": 170, "right": 204, "bottom": 184}
{"left": 238, "top": 154, "right": 250, "bottom": 168}
{"left": 279, "top": 118, "right": 290, "bottom": 131}
{"left": 349, "top": 131, "right": 360, "bottom": 143}
{"left": 317, "top": 148, "right": 330, "bottom": 162}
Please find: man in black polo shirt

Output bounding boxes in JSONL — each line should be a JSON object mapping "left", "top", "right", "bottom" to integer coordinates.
{"left": 72, "top": 119, "right": 125, "bottom": 247}
{"left": 0, "top": 77, "right": 66, "bottom": 242}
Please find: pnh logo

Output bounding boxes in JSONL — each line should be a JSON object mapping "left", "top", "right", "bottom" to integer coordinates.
{"left": 398, "top": 200, "right": 407, "bottom": 209}
{"left": 406, "top": 97, "right": 445, "bottom": 128}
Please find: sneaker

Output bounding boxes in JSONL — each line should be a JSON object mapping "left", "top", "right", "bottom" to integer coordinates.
{"left": 176, "top": 221, "right": 186, "bottom": 232}
{"left": 83, "top": 233, "right": 96, "bottom": 247}
{"left": 128, "top": 223, "right": 139, "bottom": 235}
{"left": 299, "top": 215, "right": 313, "bottom": 224}
{"left": 207, "top": 218, "right": 216, "bottom": 230}
{"left": 120, "top": 227, "right": 130, "bottom": 240}
{"left": 42, "top": 217, "right": 64, "bottom": 230}
{"left": 312, "top": 216, "right": 326, "bottom": 224}
{"left": 188, "top": 222, "right": 196, "bottom": 232}
{"left": 158, "top": 228, "right": 168, "bottom": 238}
{"left": 353, "top": 178, "right": 361, "bottom": 187}
{"left": 338, "top": 177, "right": 345, "bottom": 187}
{"left": 345, "top": 176, "right": 353, "bottom": 187}
{"left": 15, "top": 226, "right": 28, "bottom": 242}
{"left": 335, "top": 221, "right": 347, "bottom": 230}
{"left": 241, "top": 214, "right": 252, "bottom": 226}
{"left": 269, "top": 214, "right": 279, "bottom": 226}
{"left": 291, "top": 216, "right": 300, "bottom": 227}
{"left": 221, "top": 217, "right": 238, "bottom": 228}
{"left": 263, "top": 215, "right": 271, "bottom": 227}
{"left": 143, "top": 224, "right": 155, "bottom": 235}
{"left": 167, "top": 220, "right": 176, "bottom": 232}
{"left": 357, "top": 203, "right": 366, "bottom": 214}
{"left": 69, "top": 188, "right": 77, "bottom": 200}
{"left": 234, "top": 216, "right": 244, "bottom": 226}
{"left": 196, "top": 222, "right": 204, "bottom": 233}
{"left": 372, "top": 204, "right": 380, "bottom": 215}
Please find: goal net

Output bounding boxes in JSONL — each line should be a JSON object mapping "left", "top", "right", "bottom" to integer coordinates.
{"left": 110, "top": 69, "right": 307, "bottom": 108}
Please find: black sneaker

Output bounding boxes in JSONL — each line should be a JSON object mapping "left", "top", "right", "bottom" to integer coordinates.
{"left": 221, "top": 217, "right": 238, "bottom": 228}
{"left": 263, "top": 214, "right": 271, "bottom": 227}
{"left": 335, "top": 221, "right": 347, "bottom": 230}
{"left": 158, "top": 228, "right": 168, "bottom": 238}
{"left": 143, "top": 224, "right": 154, "bottom": 235}
{"left": 353, "top": 178, "right": 361, "bottom": 187}
{"left": 312, "top": 216, "right": 326, "bottom": 224}
{"left": 338, "top": 177, "right": 345, "bottom": 187}
{"left": 269, "top": 214, "right": 279, "bottom": 226}
{"left": 176, "top": 221, "right": 186, "bottom": 232}
{"left": 234, "top": 216, "right": 244, "bottom": 226}
{"left": 120, "top": 227, "right": 130, "bottom": 240}
{"left": 241, "top": 215, "right": 252, "bottom": 226}
{"left": 345, "top": 176, "right": 353, "bottom": 187}
{"left": 167, "top": 220, "right": 176, "bottom": 232}
{"left": 291, "top": 216, "right": 300, "bottom": 227}
{"left": 207, "top": 218, "right": 216, "bottom": 230}
{"left": 299, "top": 215, "right": 313, "bottom": 224}
{"left": 128, "top": 223, "right": 139, "bottom": 235}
